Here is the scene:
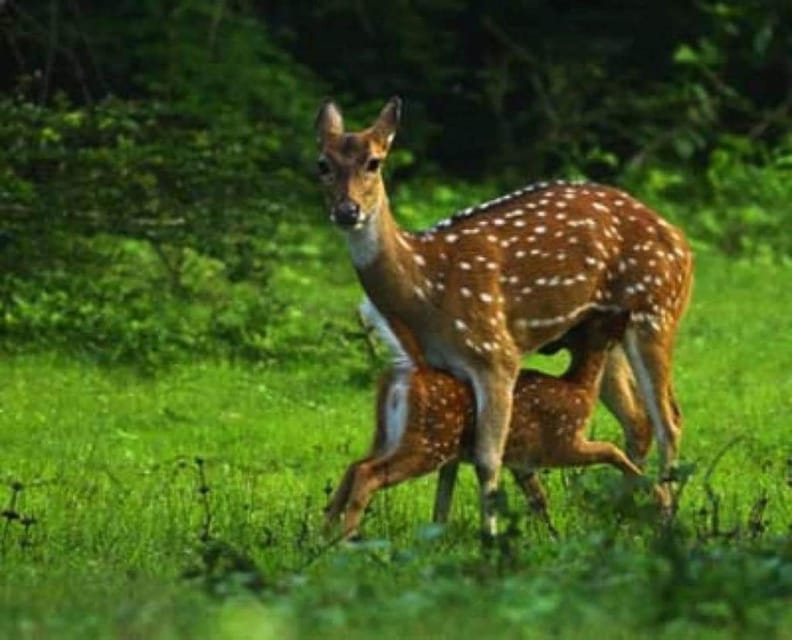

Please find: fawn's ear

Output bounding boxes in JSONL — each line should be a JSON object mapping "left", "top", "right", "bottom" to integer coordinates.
{"left": 370, "top": 96, "right": 402, "bottom": 150}
{"left": 315, "top": 99, "right": 344, "bottom": 145}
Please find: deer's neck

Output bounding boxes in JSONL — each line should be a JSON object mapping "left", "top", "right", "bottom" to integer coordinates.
{"left": 563, "top": 349, "right": 608, "bottom": 394}
{"left": 347, "top": 198, "right": 426, "bottom": 317}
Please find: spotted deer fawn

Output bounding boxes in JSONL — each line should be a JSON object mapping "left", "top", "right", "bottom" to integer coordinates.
{"left": 325, "top": 310, "right": 659, "bottom": 539}
{"left": 315, "top": 97, "right": 693, "bottom": 536}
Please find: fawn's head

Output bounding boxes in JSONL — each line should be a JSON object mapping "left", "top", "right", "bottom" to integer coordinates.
{"left": 567, "top": 310, "right": 631, "bottom": 353}
{"left": 314, "top": 97, "right": 401, "bottom": 230}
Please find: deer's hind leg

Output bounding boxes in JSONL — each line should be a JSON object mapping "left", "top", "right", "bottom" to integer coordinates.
{"left": 600, "top": 345, "right": 654, "bottom": 467}
{"left": 622, "top": 325, "right": 683, "bottom": 479}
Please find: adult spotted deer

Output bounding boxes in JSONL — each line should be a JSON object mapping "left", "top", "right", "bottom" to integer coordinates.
{"left": 326, "top": 310, "right": 662, "bottom": 539}
{"left": 315, "top": 97, "right": 693, "bottom": 536}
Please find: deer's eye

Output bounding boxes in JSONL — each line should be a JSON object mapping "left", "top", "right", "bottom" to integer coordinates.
{"left": 365, "top": 157, "right": 382, "bottom": 173}
{"left": 317, "top": 158, "right": 331, "bottom": 176}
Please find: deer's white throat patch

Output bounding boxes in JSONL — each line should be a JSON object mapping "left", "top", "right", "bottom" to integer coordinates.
{"left": 346, "top": 214, "right": 381, "bottom": 268}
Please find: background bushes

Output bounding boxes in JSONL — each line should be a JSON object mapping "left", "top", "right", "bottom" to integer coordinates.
{"left": 0, "top": 96, "right": 308, "bottom": 365}
{"left": 0, "top": 0, "right": 790, "bottom": 366}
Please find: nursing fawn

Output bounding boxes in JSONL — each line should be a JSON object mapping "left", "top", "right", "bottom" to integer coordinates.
{"left": 325, "top": 310, "right": 657, "bottom": 539}
{"left": 315, "top": 98, "right": 693, "bottom": 536}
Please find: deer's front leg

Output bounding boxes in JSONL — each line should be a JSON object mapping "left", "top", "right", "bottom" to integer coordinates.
{"left": 469, "top": 361, "right": 519, "bottom": 538}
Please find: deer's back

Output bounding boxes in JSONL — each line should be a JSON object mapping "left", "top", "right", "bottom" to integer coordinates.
{"left": 411, "top": 182, "right": 692, "bottom": 356}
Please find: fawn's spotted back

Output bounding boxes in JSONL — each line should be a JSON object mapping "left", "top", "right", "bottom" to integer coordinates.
{"left": 400, "top": 311, "right": 625, "bottom": 469}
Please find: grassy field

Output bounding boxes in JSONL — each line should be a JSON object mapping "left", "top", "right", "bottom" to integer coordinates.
{"left": 1, "top": 253, "right": 791, "bottom": 639}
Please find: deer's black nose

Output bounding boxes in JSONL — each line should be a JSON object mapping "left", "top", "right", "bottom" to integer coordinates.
{"left": 332, "top": 199, "right": 361, "bottom": 228}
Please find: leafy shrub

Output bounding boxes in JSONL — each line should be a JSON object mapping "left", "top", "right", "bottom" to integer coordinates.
{"left": 624, "top": 134, "right": 792, "bottom": 259}
{"left": 0, "top": 94, "right": 317, "bottom": 366}
{"left": 698, "top": 135, "right": 792, "bottom": 258}
{"left": 0, "top": 234, "right": 282, "bottom": 368}
{"left": 0, "top": 2, "right": 334, "bottom": 366}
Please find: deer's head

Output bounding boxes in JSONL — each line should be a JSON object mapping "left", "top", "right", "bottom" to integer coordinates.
{"left": 314, "top": 97, "right": 401, "bottom": 230}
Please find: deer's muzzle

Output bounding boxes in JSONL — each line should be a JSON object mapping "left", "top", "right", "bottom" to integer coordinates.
{"left": 331, "top": 199, "right": 362, "bottom": 229}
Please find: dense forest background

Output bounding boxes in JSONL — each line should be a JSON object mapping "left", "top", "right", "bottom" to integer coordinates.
{"left": 1, "top": 0, "right": 790, "bottom": 366}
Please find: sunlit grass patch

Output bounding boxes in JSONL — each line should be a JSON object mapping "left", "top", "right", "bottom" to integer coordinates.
{"left": 1, "top": 254, "right": 791, "bottom": 639}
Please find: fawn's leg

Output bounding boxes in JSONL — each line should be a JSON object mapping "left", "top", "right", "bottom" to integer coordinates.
{"left": 342, "top": 448, "right": 443, "bottom": 539}
{"left": 622, "top": 327, "right": 682, "bottom": 480}
{"left": 325, "top": 458, "right": 370, "bottom": 529}
{"left": 566, "top": 438, "right": 671, "bottom": 508}
{"left": 432, "top": 462, "right": 459, "bottom": 524}
{"left": 510, "top": 468, "right": 558, "bottom": 538}
{"left": 325, "top": 368, "right": 403, "bottom": 530}
{"left": 601, "top": 345, "right": 654, "bottom": 466}
{"left": 559, "top": 438, "right": 644, "bottom": 477}
{"left": 555, "top": 438, "right": 670, "bottom": 510}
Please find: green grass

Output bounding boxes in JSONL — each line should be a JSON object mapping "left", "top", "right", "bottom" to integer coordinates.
{"left": 1, "top": 253, "right": 791, "bottom": 639}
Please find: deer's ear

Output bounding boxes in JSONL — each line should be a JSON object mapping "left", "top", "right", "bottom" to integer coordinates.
{"left": 315, "top": 99, "right": 344, "bottom": 144}
{"left": 371, "top": 96, "right": 402, "bottom": 149}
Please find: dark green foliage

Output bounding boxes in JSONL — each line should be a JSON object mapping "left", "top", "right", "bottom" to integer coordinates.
{"left": 0, "top": 95, "right": 311, "bottom": 365}
{"left": 1, "top": 96, "right": 290, "bottom": 248}
{"left": 0, "top": 1, "right": 329, "bottom": 365}
{"left": 1, "top": 234, "right": 283, "bottom": 366}
{"left": 698, "top": 135, "right": 792, "bottom": 257}
{"left": 268, "top": 1, "right": 791, "bottom": 178}
{"left": 1, "top": 0, "right": 790, "bottom": 366}
{"left": 621, "top": 133, "right": 792, "bottom": 259}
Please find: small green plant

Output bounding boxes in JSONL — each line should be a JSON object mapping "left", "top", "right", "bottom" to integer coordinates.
{"left": 1, "top": 481, "right": 37, "bottom": 558}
